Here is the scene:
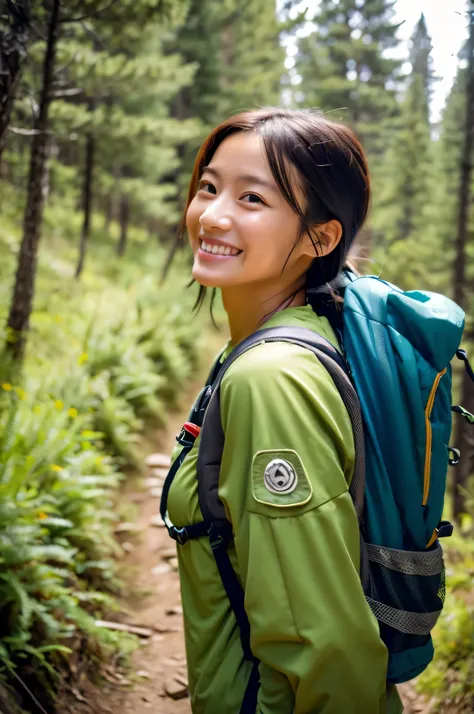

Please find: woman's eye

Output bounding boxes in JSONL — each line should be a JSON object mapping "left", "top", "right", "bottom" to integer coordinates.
{"left": 199, "top": 181, "right": 216, "bottom": 194}
{"left": 242, "top": 193, "right": 264, "bottom": 205}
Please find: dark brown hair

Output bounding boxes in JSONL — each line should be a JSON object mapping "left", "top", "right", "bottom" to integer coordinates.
{"left": 179, "top": 107, "right": 370, "bottom": 314}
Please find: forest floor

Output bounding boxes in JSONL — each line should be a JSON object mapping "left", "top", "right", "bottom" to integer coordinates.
{"left": 56, "top": 356, "right": 431, "bottom": 714}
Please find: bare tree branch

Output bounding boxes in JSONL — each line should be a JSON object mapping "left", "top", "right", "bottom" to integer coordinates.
{"left": 50, "top": 86, "right": 83, "bottom": 98}
{"left": 8, "top": 126, "right": 42, "bottom": 135}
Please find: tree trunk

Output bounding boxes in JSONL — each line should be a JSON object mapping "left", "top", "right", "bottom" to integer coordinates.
{"left": 453, "top": 332, "right": 474, "bottom": 521}
{"left": 452, "top": 4, "right": 474, "bottom": 521}
{"left": 5, "top": 0, "right": 60, "bottom": 362}
{"left": 0, "top": 0, "right": 30, "bottom": 167}
{"left": 104, "top": 193, "right": 113, "bottom": 235}
{"left": 453, "top": 7, "right": 474, "bottom": 310}
{"left": 160, "top": 223, "right": 184, "bottom": 284}
{"left": 75, "top": 129, "right": 95, "bottom": 279}
{"left": 117, "top": 194, "right": 129, "bottom": 257}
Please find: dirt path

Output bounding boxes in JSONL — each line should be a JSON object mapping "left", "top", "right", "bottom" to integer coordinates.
{"left": 58, "top": 382, "right": 200, "bottom": 714}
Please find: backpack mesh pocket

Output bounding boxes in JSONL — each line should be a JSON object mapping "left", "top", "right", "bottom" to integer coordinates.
{"left": 364, "top": 540, "right": 445, "bottom": 654}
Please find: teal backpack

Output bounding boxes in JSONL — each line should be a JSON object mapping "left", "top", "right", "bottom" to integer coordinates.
{"left": 161, "top": 271, "right": 473, "bottom": 709}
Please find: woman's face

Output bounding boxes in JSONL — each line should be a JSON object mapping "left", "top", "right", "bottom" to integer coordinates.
{"left": 186, "top": 131, "right": 314, "bottom": 290}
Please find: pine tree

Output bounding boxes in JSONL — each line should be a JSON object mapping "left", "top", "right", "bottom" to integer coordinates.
{"left": 6, "top": 0, "right": 61, "bottom": 362}
{"left": 370, "top": 13, "right": 434, "bottom": 283}
{"left": 0, "top": 0, "right": 30, "bottom": 167}
{"left": 218, "top": 0, "right": 285, "bottom": 117}
{"left": 295, "top": 0, "right": 402, "bottom": 158}
{"left": 4, "top": 0, "right": 198, "bottom": 358}
{"left": 452, "top": 1, "right": 474, "bottom": 522}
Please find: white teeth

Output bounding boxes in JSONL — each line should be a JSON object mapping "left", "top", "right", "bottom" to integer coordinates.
{"left": 201, "top": 240, "right": 240, "bottom": 256}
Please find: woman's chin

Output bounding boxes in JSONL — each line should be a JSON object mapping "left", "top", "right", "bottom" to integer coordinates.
{"left": 192, "top": 264, "right": 226, "bottom": 289}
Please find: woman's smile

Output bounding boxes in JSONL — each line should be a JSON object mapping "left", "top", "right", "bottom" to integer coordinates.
{"left": 197, "top": 237, "right": 243, "bottom": 261}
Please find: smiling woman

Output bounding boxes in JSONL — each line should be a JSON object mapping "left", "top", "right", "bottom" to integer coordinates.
{"left": 184, "top": 109, "right": 368, "bottom": 345}
{"left": 162, "top": 107, "right": 403, "bottom": 714}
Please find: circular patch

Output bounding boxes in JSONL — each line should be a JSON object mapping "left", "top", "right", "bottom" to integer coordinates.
{"left": 264, "top": 459, "right": 298, "bottom": 494}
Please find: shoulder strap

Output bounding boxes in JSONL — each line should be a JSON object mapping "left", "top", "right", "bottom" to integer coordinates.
{"left": 197, "top": 326, "right": 366, "bottom": 527}
{"left": 196, "top": 326, "right": 370, "bottom": 712}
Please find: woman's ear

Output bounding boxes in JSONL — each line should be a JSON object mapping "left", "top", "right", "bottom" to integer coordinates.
{"left": 301, "top": 219, "right": 343, "bottom": 258}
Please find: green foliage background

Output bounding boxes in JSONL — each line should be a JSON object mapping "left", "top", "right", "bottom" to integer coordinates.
{"left": 0, "top": 0, "right": 473, "bottom": 711}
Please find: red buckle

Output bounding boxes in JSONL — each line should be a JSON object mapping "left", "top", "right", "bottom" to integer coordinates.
{"left": 183, "top": 422, "right": 201, "bottom": 439}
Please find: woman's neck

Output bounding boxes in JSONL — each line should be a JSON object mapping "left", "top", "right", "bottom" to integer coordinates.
{"left": 222, "top": 282, "right": 306, "bottom": 346}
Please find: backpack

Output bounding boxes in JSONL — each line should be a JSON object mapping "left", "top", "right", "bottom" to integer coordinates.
{"left": 160, "top": 271, "right": 474, "bottom": 707}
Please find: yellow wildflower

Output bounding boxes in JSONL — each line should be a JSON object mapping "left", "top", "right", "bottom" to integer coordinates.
{"left": 50, "top": 464, "right": 64, "bottom": 472}
{"left": 54, "top": 400, "right": 64, "bottom": 410}
{"left": 38, "top": 512, "right": 48, "bottom": 520}
{"left": 33, "top": 405, "right": 42, "bottom": 415}
{"left": 94, "top": 456, "right": 104, "bottom": 466}
{"left": 14, "top": 387, "right": 27, "bottom": 400}
{"left": 1, "top": 383, "right": 12, "bottom": 391}
{"left": 68, "top": 407, "right": 78, "bottom": 418}
{"left": 53, "top": 314, "right": 62, "bottom": 324}
{"left": 78, "top": 353, "right": 89, "bottom": 365}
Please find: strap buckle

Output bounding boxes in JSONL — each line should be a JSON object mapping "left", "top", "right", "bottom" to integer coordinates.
{"left": 207, "top": 522, "right": 232, "bottom": 550}
{"left": 171, "top": 526, "right": 189, "bottom": 545}
{"left": 176, "top": 421, "right": 201, "bottom": 446}
{"left": 436, "top": 520, "right": 454, "bottom": 539}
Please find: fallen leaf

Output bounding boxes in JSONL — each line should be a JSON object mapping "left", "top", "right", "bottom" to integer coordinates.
{"left": 95, "top": 620, "right": 153, "bottom": 638}
{"left": 71, "top": 686, "right": 88, "bottom": 703}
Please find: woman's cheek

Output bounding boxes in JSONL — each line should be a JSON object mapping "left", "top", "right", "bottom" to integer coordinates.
{"left": 185, "top": 200, "right": 201, "bottom": 247}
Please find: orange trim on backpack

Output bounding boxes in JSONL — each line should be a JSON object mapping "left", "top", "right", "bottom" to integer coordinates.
{"left": 426, "top": 528, "right": 438, "bottom": 548}
{"left": 422, "top": 368, "right": 447, "bottom": 506}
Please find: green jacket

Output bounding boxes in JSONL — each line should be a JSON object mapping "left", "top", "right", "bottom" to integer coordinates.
{"left": 168, "top": 305, "right": 403, "bottom": 714}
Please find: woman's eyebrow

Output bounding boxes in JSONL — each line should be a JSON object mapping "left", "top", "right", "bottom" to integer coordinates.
{"left": 202, "top": 165, "right": 278, "bottom": 192}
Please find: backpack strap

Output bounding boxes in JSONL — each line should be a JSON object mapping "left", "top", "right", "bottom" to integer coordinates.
{"left": 195, "top": 326, "right": 368, "bottom": 713}
{"left": 161, "top": 326, "right": 368, "bottom": 713}
{"left": 197, "top": 326, "right": 366, "bottom": 525}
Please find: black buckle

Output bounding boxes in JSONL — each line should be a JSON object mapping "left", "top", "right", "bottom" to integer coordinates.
{"left": 437, "top": 520, "right": 454, "bottom": 539}
{"left": 171, "top": 526, "right": 189, "bottom": 545}
{"left": 208, "top": 522, "right": 232, "bottom": 550}
{"left": 176, "top": 429, "right": 194, "bottom": 447}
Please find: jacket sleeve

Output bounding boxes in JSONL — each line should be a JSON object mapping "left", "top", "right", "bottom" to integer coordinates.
{"left": 218, "top": 341, "right": 393, "bottom": 714}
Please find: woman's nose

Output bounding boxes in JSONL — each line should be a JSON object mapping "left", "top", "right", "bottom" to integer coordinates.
{"left": 199, "top": 204, "right": 232, "bottom": 233}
